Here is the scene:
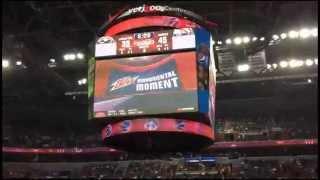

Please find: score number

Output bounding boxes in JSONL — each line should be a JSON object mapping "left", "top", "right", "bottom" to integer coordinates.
{"left": 119, "top": 39, "right": 132, "bottom": 54}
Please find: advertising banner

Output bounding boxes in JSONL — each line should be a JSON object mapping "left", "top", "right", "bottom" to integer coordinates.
{"left": 94, "top": 51, "right": 198, "bottom": 118}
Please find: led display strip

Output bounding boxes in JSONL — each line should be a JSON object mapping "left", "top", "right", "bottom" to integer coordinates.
{"left": 95, "top": 27, "right": 195, "bottom": 58}
{"left": 97, "top": 4, "right": 217, "bottom": 37}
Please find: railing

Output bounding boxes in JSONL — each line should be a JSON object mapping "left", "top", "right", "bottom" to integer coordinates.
{"left": 3, "top": 139, "right": 317, "bottom": 155}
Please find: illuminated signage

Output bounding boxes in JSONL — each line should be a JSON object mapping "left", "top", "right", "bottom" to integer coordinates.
{"left": 95, "top": 28, "right": 195, "bottom": 58}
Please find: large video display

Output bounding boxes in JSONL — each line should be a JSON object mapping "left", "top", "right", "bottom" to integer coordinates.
{"left": 94, "top": 51, "right": 198, "bottom": 118}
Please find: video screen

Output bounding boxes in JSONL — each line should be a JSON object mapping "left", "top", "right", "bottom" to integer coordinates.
{"left": 94, "top": 51, "right": 198, "bottom": 118}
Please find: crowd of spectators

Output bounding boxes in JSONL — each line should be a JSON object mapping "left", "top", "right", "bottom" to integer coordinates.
{"left": 215, "top": 115, "right": 317, "bottom": 141}
{"left": 3, "top": 114, "right": 317, "bottom": 149}
{"left": 3, "top": 156, "right": 317, "bottom": 179}
{"left": 3, "top": 125, "right": 102, "bottom": 148}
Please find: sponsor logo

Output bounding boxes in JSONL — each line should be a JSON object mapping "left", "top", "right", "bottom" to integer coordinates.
{"left": 176, "top": 120, "right": 185, "bottom": 130}
{"left": 97, "top": 36, "right": 115, "bottom": 44}
{"left": 105, "top": 124, "right": 113, "bottom": 137}
{"left": 110, "top": 76, "right": 139, "bottom": 91}
{"left": 144, "top": 119, "right": 159, "bottom": 131}
{"left": 120, "top": 120, "right": 132, "bottom": 133}
{"left": 117, "top": 5, "right": 203, "bottom": 22}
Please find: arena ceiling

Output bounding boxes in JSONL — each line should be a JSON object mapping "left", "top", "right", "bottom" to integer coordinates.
{"left": 2, "top": 1, "right": 317, "bottom": 67}
{"left": 2, "top": 1, "right": 318, "bottom": 125}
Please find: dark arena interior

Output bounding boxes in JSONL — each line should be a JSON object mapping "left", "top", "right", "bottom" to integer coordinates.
{"left": 2, "top": 1, "right": 318, "bottom": 179}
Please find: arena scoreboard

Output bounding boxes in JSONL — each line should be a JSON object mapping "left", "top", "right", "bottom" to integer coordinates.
{"left": 95, "top": 28, "right": 195, "bottom": 57}
{"left": 93, "top": 28, "right": 199, "bottom": 118}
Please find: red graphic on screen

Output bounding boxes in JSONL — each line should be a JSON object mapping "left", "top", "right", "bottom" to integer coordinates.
{"left": 105, "top": 16, "right": 199, "bottom": 36}
{"left": 94, "top": 51, "right": 198, "bottom": 118}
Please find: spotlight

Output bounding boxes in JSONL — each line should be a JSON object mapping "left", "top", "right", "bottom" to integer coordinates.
{"left": 63, "top": 54, "right": 70, "bottom": 61}
{"left": 252, "top": 37, "right": 258, "bottom": 42}
{"left": 78, "top": 78, "right": 87, "bottom": 85}
{"left": 299, "top": 28, "right": 311, "bottom": 39}
{"left": 272, "top": 34, "right": 279, "bottom": 40}
{"left": 259, "top": 37, "right": 265, "bottom": 41}
{"left": 305, "top": 59, "right": 314, "bottom": 66}
{"left": 49, "top": 58, "right": 55, "bottom": 63}
{"left": 82, "top": 78, "right": 87, "bottom": 84}
{"left": 233, "top": 37, "right": 242, "bottom": 45}
{"left": 266, "top": 64, "right": 272, "bottom": 69}
{"left": 311, "top": 28, "right": 318, "bottom": 37}
{"left": 217, "top": 41, "right": 222, "bottom": 45}
{"left": 272, "top": 63, "right": 278, "bottom": 69}
{"left": 307, "top": 79, "right": 312, "bottom": 83}
{"left": 242, "top": 36, "right": 250, "bottom": 43}
{"left": 237, "top": 64, "right": 250, "bottom": 72}
{"left": 289, "top": 59, "right": 303, "bottom": 68}
{"left": 2, "top": 59, "right": 10, "bottom": 68}
{"left": 280, "top": 33, "right": 287, "bottom": 39}
{"left": 16, "top": 61, "right": 22, "bottom": 66}
{"left": 69, "top": 54, "right": 76, "bottom": 60}
{"left": 77, "top": 53, "right": 84, "bottom": 59}
{"left": 279, "top": 61, "right": 288, "bottom": 68}
{"left": 314, "top": 58, "right": 318, "bottom": 65}
{"left": 225, "top": 38, "right": 232, "bottom": 44}
{"left": 288, "top": 30, "right": 299, "bottom": 39}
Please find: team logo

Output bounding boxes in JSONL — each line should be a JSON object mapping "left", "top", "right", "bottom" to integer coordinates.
{"left": 97, "top": 36, "right": 115, "bottom": 44}
{"left": 110, "top": 76, "right": 139, "bottom": 91}
{"left": 144, "top": 119, "right": 159, "bottom": 131}
{"left": 176, "top": 120, "right": 185, "bottom": 131}
{"left": 120, "top": 120, "right": 132, "bottom": 133}
{"left": 173, "top": 28, "right": 193, "bottom": 36}
{"left": 105, "top": 124, "right": 113, "bottom": 137}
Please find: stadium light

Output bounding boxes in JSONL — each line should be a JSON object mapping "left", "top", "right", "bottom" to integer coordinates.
{"left": 252, "top": 37, "right": 258, "bottom": 42}
{"left": 299, "top": 28, "right": 311, "bottom": 39}
{"left": 217, "top": 41, "right": 222, "bottom": 45}
{"left": 63, "top": 54, "right": 70, "bottom": 61}
{"left": 311, "top": 28, "right": 318, "bottom": 37}
{"left": 225, "top": 38, "right": 232, "bottom": 44}
{"left": 272, "top": 63, "right": 278, "bottom": 69}
{"left": 77, "top": 53, "right": 84, "bottom": 59}
{"left": 64, "top": 53, "right": 76, "bottom": 61}
{"left": 288, "top": 30, "right": 299, "bottom": 39}
{"left": 16, "top": 61, "right": 22, "bottom": 66}
{"left": 242, "top": 36, "right": 250, "bottom": 43}
{"left": 2, "top": 59, "right": 10, "bottom": 68}
{"left": 69, "top": 54, "right": 76, "bottom": 60}
{"left": 233, "top": 37, "right": 242, "bottom": 45}
{"left": 259, "top": 37, "right": 265, "bottom": 41}
{"left": 279, "top": 61, "right": 288, "bottom": 68}
{"left": 280, "top": 33, "right": 287, "bottom": 39}
{"left": 289, "top": 59, "right": 303, "bottom": 68}
{"left": 307, "top": 79, "right": 312, "bottom": 83}
{"left": 266, "top": 64, "right": 272, "bottom": 69}
{"left": 305, "top": 59, "right": 314, "bottom": 66}
{"left": 78, "top": 78, "right": 87, "bottom": 85}
{"left": 49, "top": 58, "right": 55, "bottom": 63}
{"left": 272, "top": 34, "right": 280, "bottom": 40}
{"left": 315, "top": 58, "right": 318, "bottom": 65}
{"left": 82, "top": 78, "right": 87, "bottom": 84}
{"left": 237, "top": 64, "right": 250, "bottom": 72}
